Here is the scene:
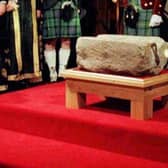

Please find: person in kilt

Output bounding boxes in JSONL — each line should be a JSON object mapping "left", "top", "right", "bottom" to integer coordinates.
{"left": 0, "top": 0, "right": 8, "bottom": 92}
{"left": 42, "top": 0, "right": 81, "bottom": 82}
{"left": 5, "top": 0, "right": 42, "bottom": 87}
{"left": 120, "top": 0, "right": 165, "bottom": 36}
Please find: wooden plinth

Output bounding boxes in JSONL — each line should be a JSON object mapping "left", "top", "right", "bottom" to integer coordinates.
{"left": 62, "top": 69, "right": 168, "bottom": 120}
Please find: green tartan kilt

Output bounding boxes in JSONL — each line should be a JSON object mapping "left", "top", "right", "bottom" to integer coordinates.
{"left": 124, "top": 0, "right": 160, "bottom": 36}
{"left": 43, "top": 0, "right": 81, "bottom": 39}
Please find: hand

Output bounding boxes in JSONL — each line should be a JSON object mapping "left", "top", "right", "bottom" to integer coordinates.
{"left": 6, "top": 0, "right": 18, "bottom": 12}
{"left": 0, "top": 3, "right": 6, "bottom": 15}
{"left": 112, "top": 0, "right": 118, "bottom": 3}
{"left": 36, "top": 10, "right": 41, "bottom": 18}
{"left": 149, "top": 14, "right": 163, "bottom": 27}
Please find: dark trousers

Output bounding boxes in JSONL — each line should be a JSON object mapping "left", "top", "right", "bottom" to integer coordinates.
{"left": 160, "top": 17, "right": 168, "bottom": 42}
{"left": 67, "top": 38, "right": 77, "bottom": 68}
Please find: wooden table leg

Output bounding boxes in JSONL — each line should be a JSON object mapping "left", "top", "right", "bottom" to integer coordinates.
{"left": 65, "top": 83, "right": 86, "bottom": 109}
{"left": 131, "top": 97, "right": 153, "bottom": 120}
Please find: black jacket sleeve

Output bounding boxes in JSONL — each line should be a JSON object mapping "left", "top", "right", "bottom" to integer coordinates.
{"left": 36, "top": 0, "right": 42, "bottom": 10}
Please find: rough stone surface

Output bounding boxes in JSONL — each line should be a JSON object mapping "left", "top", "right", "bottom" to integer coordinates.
{"left": 76, "top": 35, "right": 168, "bottom": 76}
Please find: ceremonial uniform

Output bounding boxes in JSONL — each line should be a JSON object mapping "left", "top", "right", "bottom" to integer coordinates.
{"left": 7, "top": 0, "right": 42, "bottom": 82}
{"left": 43, "top": 0, "right": 81, "bottom": 39}
{"left": 123, "top": 0, "right": 165, "bottom": 36}
{"left": 42, "top": 0, "right": 81, "bottom": 82}
{"left": 0, "top": 0, "right": 8, "bottom": 91}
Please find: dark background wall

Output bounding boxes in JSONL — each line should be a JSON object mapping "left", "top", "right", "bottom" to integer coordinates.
{"left": 80, "top": 0, "right": 117, "bottom": 36}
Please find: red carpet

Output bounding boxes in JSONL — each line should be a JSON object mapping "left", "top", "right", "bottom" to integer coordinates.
{"left": 0, "top": 82, "right": 168, "bottom": 167}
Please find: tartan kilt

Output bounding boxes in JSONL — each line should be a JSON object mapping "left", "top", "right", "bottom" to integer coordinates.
{"left": 43, "top": 0, "right": 81, "bottom": 39}
{"left": 123, "top": 0, "right": 160, "bottom": 36}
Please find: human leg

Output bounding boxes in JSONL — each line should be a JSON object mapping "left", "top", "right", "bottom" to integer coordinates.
{"left": 58, "top": 38, "right": 70, "bottom": 77}
{"left": 44, "top": 39, "right": 57, "bottom": 82}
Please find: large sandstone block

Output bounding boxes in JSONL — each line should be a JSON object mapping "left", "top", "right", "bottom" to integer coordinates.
{"left": 76, "top": 35, "right": 168, "bottom": 76}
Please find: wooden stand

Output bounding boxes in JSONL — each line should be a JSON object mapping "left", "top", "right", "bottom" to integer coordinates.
{"left": 62, "top": 69, "right": 168, "bottom": 120}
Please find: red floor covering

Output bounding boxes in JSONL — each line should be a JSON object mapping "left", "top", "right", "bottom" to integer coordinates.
{"left": 0, "top": 82, "right": 168, "bottom": 168}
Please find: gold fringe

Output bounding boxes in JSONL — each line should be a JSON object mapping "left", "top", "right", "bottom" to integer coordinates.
{"left": 31, "top": 0, "right": 41, "bottom": 76}
{"left": 12, "top": 8, "right": 22, "bottom": 72}
{"left": 8, "top": 72, "right": 42, "bottom": 81}
{"left": 0, "top": 85, "right": 8, "bottom": 91}
{"left": 28, "top": 76, "right": 43, "bottom": 83}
